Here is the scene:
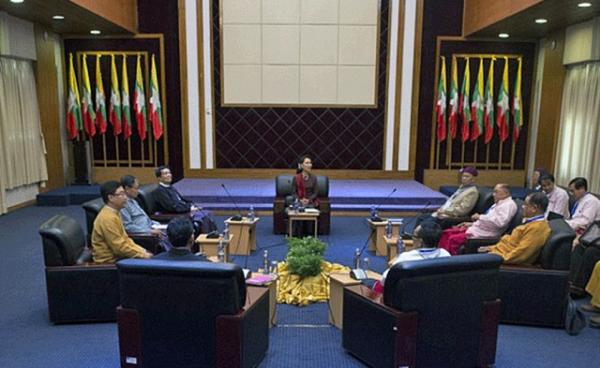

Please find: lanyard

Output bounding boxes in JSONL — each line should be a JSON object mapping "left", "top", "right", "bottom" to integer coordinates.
{"left": 524, "top": 214, "right": 545, "bottom": 224}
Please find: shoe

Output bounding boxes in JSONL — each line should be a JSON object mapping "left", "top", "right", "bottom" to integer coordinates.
{"left": 579, "top": 303, "right": 600, "bottom": 313}
{"left": 590, "top": 315, "right": 600, "bottom": 328}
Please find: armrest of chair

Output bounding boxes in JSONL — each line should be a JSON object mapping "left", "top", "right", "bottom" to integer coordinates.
{"left": 273, "top": 198, "right": 287, "bottom": 234}
{"left": 342, "top": 285, "right": 418, "bottom": 368}
{"left": 150, "top": 212, "right": 190, "bottom": 223}
{"left": 462, "top": 237, "right": 500, "bottom": 254}
{"left": 45, "top": 263, "right": 119, "bottom": 323}
{"left": 498, "top": 265, "right": 569, "bottom": 327}
{"left": 129, "top": 233, "right": 164, "bottom": 254}
{"left": 216, "top": 286, "right": 269, "bottom": 368}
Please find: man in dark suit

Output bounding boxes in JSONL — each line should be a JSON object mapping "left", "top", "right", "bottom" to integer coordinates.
{"left": 153, "top": 217, "right": 208, "bottom": 261}
{"left": 154, "top": 165, "right": 217, "bottom": 234}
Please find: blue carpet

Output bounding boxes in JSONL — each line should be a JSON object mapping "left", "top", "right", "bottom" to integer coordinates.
{"left": 1, "top": 206, "right": 599, "bottom": 367}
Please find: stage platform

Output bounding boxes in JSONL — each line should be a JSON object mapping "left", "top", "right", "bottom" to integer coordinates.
{"left": 174, "top": 179, "right": 447, "bottom": 214}
{"left": 36, "top": 185, "right": 101, "bottom": 206}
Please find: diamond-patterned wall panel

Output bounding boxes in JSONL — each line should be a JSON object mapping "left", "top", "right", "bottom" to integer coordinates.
{"left": 212, "top": 0, "right": 389, "bottom": 170}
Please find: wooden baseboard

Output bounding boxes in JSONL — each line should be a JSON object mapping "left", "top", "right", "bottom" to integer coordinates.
{"left": 7, "top": 199, "right": 36, "bottom": 212}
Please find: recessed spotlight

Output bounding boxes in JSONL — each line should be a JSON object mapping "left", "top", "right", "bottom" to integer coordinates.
{"left": 578, "top": 2, "right": 592, "bottom": 7}
{"left": 90, "top": 30, "right": 101, "bottom": 35}
{"left": 52, "top": 15, "right": 65, "bottom": 20}
{"left": 10, "top": 0, "right": 25, "bottom": 3}
{"left": 535, "top": 18, "right": 548, "bottom": 24}
{"left": 498, "top": 33, "right": 510, "bottom": 39}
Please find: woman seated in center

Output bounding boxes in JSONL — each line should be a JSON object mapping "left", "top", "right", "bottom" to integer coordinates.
{"left": 291, "top": 155, "right": 319, "bottom": 236}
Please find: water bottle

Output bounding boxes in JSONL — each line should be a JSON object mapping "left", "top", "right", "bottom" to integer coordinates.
{"left": 386, "top": 220, "right": 393, "bottom": 238}
{"left": 217, "top": 238, "right": 225, "bottom": 262}
{"left": 270, "top": 260, "right": 278, "bottom": 275}
{"left": 223, "top": 223, "right": 230, "bottom": 241}
{"left": 353, "top": 248, "right": 361, "bottom": 269}
{"left": 248, "top": 206, "right": 255, "bottom": 221}
{"left": 293, "top": 197, "right": 299, "bottom": 211}
{"left": 363, "top": 257, "right": 370, "bottom": 271}
{"left": 263, "top": 250, "right": 269, "bottom": 275}
{"left": 370, "top": 205, "right": 377, "bottom": 220}
{"left": 396, "top": 237, "right": 405, "bottom": 255}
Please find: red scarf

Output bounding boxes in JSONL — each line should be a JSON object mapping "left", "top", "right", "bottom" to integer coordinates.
{"left": 295, "top": 173, "right": 305, "bottom": 199}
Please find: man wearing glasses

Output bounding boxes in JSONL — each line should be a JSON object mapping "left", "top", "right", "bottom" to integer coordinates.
{"left": 91, "top": 180, "right": 153, "bottom": 263}
{"left": 479, "top": 192, "right": 551, "bottom": 265}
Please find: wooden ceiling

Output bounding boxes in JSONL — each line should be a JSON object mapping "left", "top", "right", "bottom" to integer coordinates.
{"left": 0, "top": 0, "right": 134, "bottom": 35}
{"left": 466, "top": 0, "right": 600, "bottom": 39}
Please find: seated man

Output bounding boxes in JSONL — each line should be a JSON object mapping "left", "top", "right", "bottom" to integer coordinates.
{"left": 479, "top": 192, "right": 551, "bottom": 265}
{"left": 154, "top": 165, "right": 217, "bottom": 234}
{"left": 120, "top": 175, "right": 162, "bottom": 235}
{"left": 439, "top": 183, "right": 517, "bottom": 255}
{"left": 539, "top": 173, "right": 570, "bottom": 219}
{"left": 153, "top": 217, "right": 208, "bottom": 261}
{"left": 379, "top": 222, "right": 450, "bottom": 288}
{"left": 92, "top": 181, "right": 152, "bottom": 264}
{"left": 566, "top": 177, "right": 600, "bottom": 234}
{"left": 581, "top": 260, "right": 600, "bottom": 328}
{"left": 417, "top": 167, "right": 479, "bottom": 230}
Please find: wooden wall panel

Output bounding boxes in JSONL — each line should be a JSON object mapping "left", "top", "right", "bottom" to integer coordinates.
{"left": 34, "top": 25, "right": 65, "bottom": 191}
{"left": 424, "top": 169, "right": 526, "bottom": 190}
{"left": 462, "top": 0, "right": 542, "bottom": 36}
{"left": 70, "top": 0, "right": 137, "bottom": 33}
{"left": 535, "top": 30, "right": 566, "bottom": 174}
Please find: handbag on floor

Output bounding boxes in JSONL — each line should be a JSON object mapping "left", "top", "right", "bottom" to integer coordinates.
{"left": 565, "top": 297, "right": 586, "bottom": 335}
{"left": 580, "top": 221, "right": 600, "bottom": 248}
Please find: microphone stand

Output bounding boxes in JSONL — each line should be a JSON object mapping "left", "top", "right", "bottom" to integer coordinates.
{"left": 370, "top": 188, "right": 397, "bottom": 222}
{"left": 221, "top": 183, "right": 244, "bottom": 221}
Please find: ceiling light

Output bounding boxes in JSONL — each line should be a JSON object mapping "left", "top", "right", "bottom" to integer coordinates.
{"left": 578, "top": 2, "right": 592, "bottom": 7}
{"left": 52, "top": 15, "right": 65, "bottom": 20}
{"left": 90, "top": 30, "right": 101, "bottom": 35}
{"left": 498, "top": 33, "right": 510, "bottom": 39}
{"left": 535, "top": 18, "right": 548, "bottom": 24}
{"left": 10, "top": 0, "right": 25, "bottom": 3}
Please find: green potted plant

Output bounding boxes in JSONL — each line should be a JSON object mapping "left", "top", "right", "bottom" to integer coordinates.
{"left": 286, "top": 237, "right": 327, "bottom": 278}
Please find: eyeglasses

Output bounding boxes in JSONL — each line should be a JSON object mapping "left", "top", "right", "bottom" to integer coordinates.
{"left": 111, "top": 192, "right": 127, "bottom": 197}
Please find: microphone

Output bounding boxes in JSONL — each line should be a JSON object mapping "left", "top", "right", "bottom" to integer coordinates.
{"left": 350, "top": 222, "right": 380, "bottom": 280}
{"left": 221, "top": 183, "right": 244, "bottom": 221}
{"left": 400, "top": 200, "right": 434, "bottom": 239}
{"left": 370, "top": 188, "right": 397, "bottom": 222}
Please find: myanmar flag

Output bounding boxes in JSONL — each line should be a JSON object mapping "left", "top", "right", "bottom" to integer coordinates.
{"left": 133, "top": 54, "right": 148, "bottom": 140}
{"left": 496, "top": 57, "right": 510, "bottom": 142}
{"left": 149, "top": 54, "right": 164, "bottom": 140}
{"left": 483, "top": 58, "right": 495, "bottom": 144}
{"left": 436, "top": 56, "right": 447, "bottom": 142}
{"left": 121, "top": 55, "right": 132, "bottom": 139}
{"left": 459, "top": 58, "right": 471, "bottom": 143}
{"left": 81, "top": 54, "right": 96, "bottom": 137}
{"left": 448, "top": 56, "right": 459, "bottom": 140}
{"left": 66, "top": 53, "right": 83, "bottom": 140}
{"left": 109, "top": 55, "right": 122, "bottom": 135}
{"left": 95, "top": 55, "right": 107, "bottom": 135}
{"left": 470, "top": 58, "right": 484, "bottom": 141}
{"left": 513, "top": 58, "right": 524, "bottom": 141}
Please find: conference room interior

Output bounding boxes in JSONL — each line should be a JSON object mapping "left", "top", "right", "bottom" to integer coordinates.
{"left": 1, "top": 0, "right": 600, "bottom": 367}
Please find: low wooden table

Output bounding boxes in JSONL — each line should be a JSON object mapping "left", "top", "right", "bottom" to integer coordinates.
{"left": 246, "top": 276, "right": 278, "bottom": 328}
{"left": 385, "top": 237, "right": 415, "bottom": 263}
{"left": 328, "top": 271, "right": 382, "bottom": 330}
{"left": 288, "top": 210, "right": 320, "bottom": 238}
{"left": 195, "top": 234, "right": 233, "bottom": 262}
{"left": 366, "top": 218, "right": 402, "bottom": 256}
{"left": 225, "top": 217, "right": 260, "bottom": 255}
